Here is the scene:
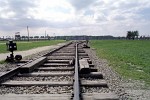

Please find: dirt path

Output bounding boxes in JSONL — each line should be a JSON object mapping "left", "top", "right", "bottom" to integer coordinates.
{"left": 0, "top": 43, "right": 66, "bottom": 61}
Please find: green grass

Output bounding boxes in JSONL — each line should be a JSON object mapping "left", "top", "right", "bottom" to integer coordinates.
{"left": 0, "top": 60, "right": 5, "bottom": 64}
{"left": 0, "top": 41, "right": 7, "bottom": 43}
{"left": 91, "top": 40, "right": 150, "bottom": 85}
{"left": 0, "top": 40, "right": 66, "bottom": 53}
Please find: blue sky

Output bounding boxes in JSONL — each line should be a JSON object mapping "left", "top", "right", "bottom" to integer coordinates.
{"left": 0, "top": 0, "right": 150, "bottom": 37}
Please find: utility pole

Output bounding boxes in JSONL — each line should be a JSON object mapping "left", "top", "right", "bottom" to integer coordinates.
{"left": 53, "top": 33, "right": 55, "bottom": 40}
{"left": 45, "top": 30, "right": 46, "bottom": 40}
{"left": 27, "top": 26, "right": 29, "bottom": 41}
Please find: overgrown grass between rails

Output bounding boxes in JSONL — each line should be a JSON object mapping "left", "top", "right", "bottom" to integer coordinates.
{"left": 90, "top": 40, "right": 150, "bottom": 85}
{"left": 0, "top": 40, "right": 66, "bottom": 53}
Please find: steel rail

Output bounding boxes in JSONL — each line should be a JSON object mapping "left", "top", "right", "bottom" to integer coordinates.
{"left": 0, "top": 42, "right": 73, "bottom": 84}
{"left": 73, "top": 43, "right": 80, "bottom": 100}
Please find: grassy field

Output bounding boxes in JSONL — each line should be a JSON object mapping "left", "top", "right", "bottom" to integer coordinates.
{"left": 0, "top": 40, "right": 65, "bottom": 53}
{"left": 91, "top": 40, "right": 150, "bottom": 85}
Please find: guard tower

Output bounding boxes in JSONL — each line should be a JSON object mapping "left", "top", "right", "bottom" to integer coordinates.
{"left": 15, "top": 32, "right": 21, "bottom": 40}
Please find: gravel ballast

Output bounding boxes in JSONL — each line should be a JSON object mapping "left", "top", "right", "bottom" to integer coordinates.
{"left": 81, "top": 87, "right": 110, "bottom": 93}
{"left": 10, "top": 76, "right": 73, "bottom": 81}
{"left": 0, "top": 86, "right": 73, "bottom": 94}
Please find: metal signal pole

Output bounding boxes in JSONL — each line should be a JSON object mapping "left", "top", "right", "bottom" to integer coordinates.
{"left": 27, "top": 26, "right": 29, "bottom": 41}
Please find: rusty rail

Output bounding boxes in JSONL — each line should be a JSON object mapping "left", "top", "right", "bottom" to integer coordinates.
{"left": 73, "top": 43, "right": 80, "bottom": 100}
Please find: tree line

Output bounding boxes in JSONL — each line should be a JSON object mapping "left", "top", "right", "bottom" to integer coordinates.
{"left": 126, "top": 31, "right": 139, "bottom": 40}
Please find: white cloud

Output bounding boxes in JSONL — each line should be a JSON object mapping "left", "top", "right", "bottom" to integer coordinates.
{"left": 0, "top": 0, "right": 150, "bottom": 37}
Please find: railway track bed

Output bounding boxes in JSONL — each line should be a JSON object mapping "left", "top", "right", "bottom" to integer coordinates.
{"left": 0, "top": 41, "right": 119, "bottom": 100}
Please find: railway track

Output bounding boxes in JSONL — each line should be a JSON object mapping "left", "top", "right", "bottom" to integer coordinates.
{"left": 0, "top": 41, "right": 119, "bottom": 100}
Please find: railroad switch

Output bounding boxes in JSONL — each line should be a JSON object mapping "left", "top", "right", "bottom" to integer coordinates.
{"left": 6, "top": 40, "right": 22, "bottom": 62}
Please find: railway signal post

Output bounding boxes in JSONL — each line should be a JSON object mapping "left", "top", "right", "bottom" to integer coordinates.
{"left": 6, "top": 40, "right": 22, "bottom": 62}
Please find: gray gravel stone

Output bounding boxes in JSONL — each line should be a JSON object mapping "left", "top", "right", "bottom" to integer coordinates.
{"left": 0, "top": 86, "right": 73, "bottom": 94}
{"left": 81, "top": 87, "right": 110, "bottom": 93}
{"left": 10, "top": 76, "right": 73, "bottom": 81}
